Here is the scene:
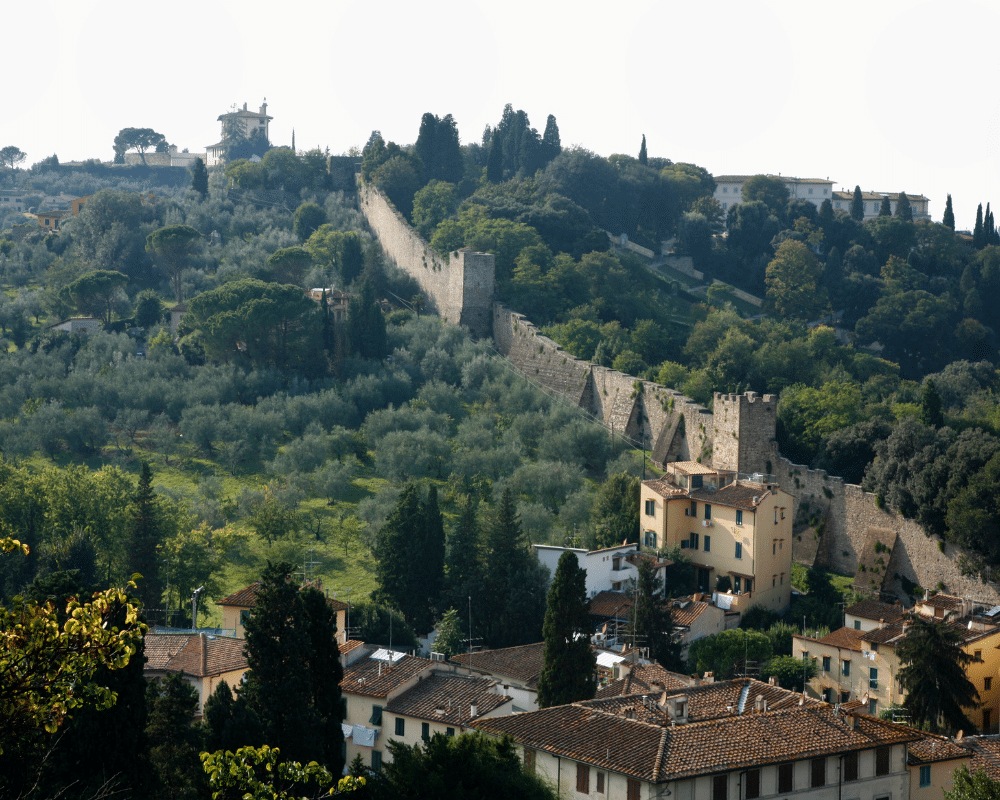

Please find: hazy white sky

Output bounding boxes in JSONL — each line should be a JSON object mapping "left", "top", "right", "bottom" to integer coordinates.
{"left": 7, "top": 0, "right": 997, "bottom": 230}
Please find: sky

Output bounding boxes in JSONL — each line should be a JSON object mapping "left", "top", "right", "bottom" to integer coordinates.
{"left": 7, "top": 0, "right": 997, "bottom": 231}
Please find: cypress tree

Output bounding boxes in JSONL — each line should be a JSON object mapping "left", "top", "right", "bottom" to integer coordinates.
{"left": 485, "top": 137, "right": 503, "bottom": 183}
{"left": 974, "top": 203, "right": 985, "bottom": 248}
{"left": 943, "top": 194, "right": 955, "bottom": 230}
{"left": 878, "top": 195, "right": 892, "bottom": 216}
{"left": 921, "top": 379, "right": 944, "bottom": 429}
{"left": 127, "top": 462, "right": 165, "bottom": 616}
{"left": 537, "top": 552, "right": 597, "bottom": 708}
{"left": 242, "top": 562, "right": 329, "bottom": 766}
{"left": 541, "top": 114, "right": 561, "bottom": 165}
{"left": 298, "top": 585, "right": 346, "bottom": 773}
{"left": 375, "top": 484, "right": 422, "bottom": 618}
{"left": 638, "top": 134, "right": 648, "bottom": 166}
{"left": 629, "top": 559, "right": 684, "bottom": 671}
{"left": 896, "top": 191, "right": 913, "bottom": 222}
{"left": 190, "top": 157, "right": 209, "bottom": 200}
{"left": 444, "top": 495, "right": 482, "bottom": 612}
{"left": 146, "top": 673, "right": 206, "bottom": 800}
{"left": 850, "top": 185, "right": 865, "bottom": 221}
{"left": 415, "top": 485, "right": 446, "bottom": 633}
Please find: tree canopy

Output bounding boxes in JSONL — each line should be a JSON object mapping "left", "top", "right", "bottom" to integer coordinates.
{"left": 114, "top": 128, "right": 167, "bottom": 165}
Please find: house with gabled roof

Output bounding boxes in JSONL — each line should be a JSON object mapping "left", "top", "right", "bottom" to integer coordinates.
{"left": 907, "top": 731, "right": 972, "bottom": 799}
{"left": 473, "top": 676, "right": 920, "bottom": 800}
{"left": 144, "top": 631, "right": 248, "bottom": 717}
{"left": 641, "top": 462, "right": 794, "bottom": 613}
{"left": 796, "top": 592, "right": 1000, "bottom": 730}
{"left": 339, "top": 644, "right": 513, "bottom": 773}
{"left": 534, "top": 543, "right": 643, "bottom": 596}
{"left": 218, "top": 580, "right": 350, "bottom": 643}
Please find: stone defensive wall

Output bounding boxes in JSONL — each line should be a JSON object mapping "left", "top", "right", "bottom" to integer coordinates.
{"left": 492, "top": 305, "right": 712, "bottom": 463}
{"left": 358, "top": 183, "right": 494, "bottom": 337}
{"left": 357, "top": 181, "right": 995, "bottom": 604}
{"left": 766, "top": 441, "right": 1000, "bottom": 605}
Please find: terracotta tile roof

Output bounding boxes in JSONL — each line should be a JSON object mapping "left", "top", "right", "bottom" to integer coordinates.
{"left": 817, "top": 627, "right": 866, "bottom": 651}
{"left": 341, "top": 651, "right": 431, "bottom": 699}
{"left": 691, "top": 481, "right": 770, "bottom": 511}
{"left": 217, "top": 581, "right": 349, "bottom": 611}
{"left": 831, "top": 190, "right": 930, "bottom": 202}
{"left": 144, "top": 633, "right": 247, "bottom": 677}
{"left": 845, "top": 598, "right": 904, "bottom": 624}
{"left": 669, "top": 461, "right": 719, "bottom": 475}
{"left": 451, "top": 642, "right": 545, "bottom": 687}
{"left": 596, "top": 664, "right": 692, "bottom": 699}
{"left": 860, "top": 616, "right": 1000, "bottom": 648}
{"left": 643, "top": 479, "right": 686, "bottom": 499}
{"left": 668, "top": 598, "right": 710, "bottom": 628}
{"left": 473, "top": 680, "right": 919, "bottom": 782}
{"left": 964, "top": 736, "right": 1000, "bottom": 780}
{"left": 218, "top": 583, "right": 259, "bottom": 607}
{"left": 919, "top": 593, "right": 964, "bottom": 613}
{"left": 589, "top": 591, "right": 635, "bottom": 621}
{"left": 340, "top": 639, "right": 364, "bottom": 656}
{"left": 385, "top": 672, "right": 511, "bottom": 725}
{"left": 907, "top": 733, "right": 970, "bottom": 764}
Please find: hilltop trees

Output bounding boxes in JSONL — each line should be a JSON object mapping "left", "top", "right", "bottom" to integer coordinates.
{"left": 765, "top": 239, "right": 827, "bottom": 320}
{"left": 537, "top": 551, "right": 596, "bottom": 708}
{"left": 850, "top": 185, "right": 865, "bottom": 221}
{"left": 0, "top": 146, "right": 26, "bottom": 170}
{"left": 114, "top": 128, "right": 167, "bottom": 165}
{"left": 191, "top": 157, "right": 209, "bottom": 199}
{"left": 414, "top": 113, "right": 464, "bottom": 185}
{"left": 943, "top": 194, "right": 955, "bottom": 229}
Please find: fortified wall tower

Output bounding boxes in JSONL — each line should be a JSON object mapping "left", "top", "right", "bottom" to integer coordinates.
{"left": 358, "top": 183, "right": 494, "bottom": 336}
{"left": 711, "top": 392, "right": 778, "bottom": 474}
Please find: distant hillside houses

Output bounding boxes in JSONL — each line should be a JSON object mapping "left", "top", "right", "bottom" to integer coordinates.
{"left": 714, "top": 174, "right": 930, "bottom": 222}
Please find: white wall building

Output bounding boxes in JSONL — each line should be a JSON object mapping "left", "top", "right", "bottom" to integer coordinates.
{"left": 533, "top": 543, "right": 640, "bottom": 597}
{"left": 714, "top": 175, "right": 835, "bottom": 214}
{"left": 206, "top": 100, "right": 272, "bottom": 167}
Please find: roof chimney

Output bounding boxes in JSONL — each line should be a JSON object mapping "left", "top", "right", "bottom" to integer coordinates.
{"left": 470, "top": 704, "right": 478, "bottom": 718}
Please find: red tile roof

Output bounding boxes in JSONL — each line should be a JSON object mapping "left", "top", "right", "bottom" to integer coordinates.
{"left": 668, "top": 598, "right": 710, "bottom": 628}
{"left": 144, "top": 633, "right": 247, "bottom": 677}
{"left": 589, "top": 591, "right": 635, "bottom": 620}
{"left": 341, "top": 651, "right": 431, "bottom": 699}
{"left": 386, "top": 672, "right": 511, "bottom": 725}
{"left": 964, "top": 736, "right": 1000, "bottom": 780}
{"left": 217, "top": 581, "right": 349, "bottom": 611}
{"left": 451, "top": 642, "right": 545, "bottom": 688}
{"left": 474, "top": 681, "right": 919, "bottom": 782}
{"left": 845, "top": 598, "right": 905, "bottom": 624}
{"left": 907, "top": 733, "right": 970, "bottom": 764}
{"left": 596, "top": 664, "right": 693, "bottom": 699}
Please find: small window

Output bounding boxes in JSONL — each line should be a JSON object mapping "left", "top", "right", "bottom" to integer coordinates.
{"left": 704, "top": 535, "right": 711, "bottom": 553}
{"left": 370, "top": 705, "right": 383, "bottom": 726}
{"left": 240, "top": 609, "right": 250, "bottom": 627}
{"left": 870, "top": 667, "right": 878, "bottom": 689}
{"left": 871, "top": 642, "right": 879, "bottom": 653}
{"left": 745, "top": 578, "right": 752, "bottom": 593}
{"left": 822, "top": 656, "right": 831, "bottom": 672}
{"left": 976, "top": 650, "right": 983, "bottom": 661}
{"left": 446, "top": 727, "right": 455, "bottom": 737}
{"left": 778, "top": 763, "right": 793, "bottom": 792}
{"left": 986, "top": 677, "right": 993, "bottom": 691}
{"left": 772, "top": 542, "right": 776, "bottom": 555}
{"left": 644, "top": 531, "right": 656, "bottom": 548}
{"left": 811, "top": 757, "right": 826, "bottom": 787}
{"left": 919, "top": 764, "right": 931, "bottom": 787}
{"left": 735, "top": 542, "right": 742, "bottom": 559}
{"left": 840, "top": 691, "right": 850, "bottom": 704}
{"left": 690, "top": 500, "right": 697, "bottom": 517}
{"left": 723, "top": 187, "right": 728, "bottom": 193}
{"left": 986, "top": 708, "right": 993, "bottom": 730}
{"left": 712, "top": 774, "right": 728, "bottom": 800}
{"left": 774, "top": 509, "right": 778, "bottom": 524}
{"left": 644, "top": 499, "right": 655, "bottom": 516}
{"left": 823, "top": 687, "right": 832, "bottom": 703}
{"left": 854, "top": 620, "right": 861, "bottom": 630}
{"left": 704, "top": 504, "right": 712, "bottom": 520}
{"left": 596, "top": 772, "right": 605, "bottom": 793}
{"left": 843, "top": 751, "right": 858, "bottom": 782}
{"left": 735, "top": 510, "right": 743, "bottom": 526}
{"left": 372, "top": 750, "right": 382, "bottom": 772}
{"left": 395, "top": 717, "right": 405, "bottom": 736}
{"left": 745, "top": 768, "right": 760, "bottom": 799}
{"left": 690, "top": 532, "right": 699, "bottom": 550}
{"left": 576, "top": 763, "right": 590, "bottom": 793}
{"left": 627, "top": 779, "right": 641, "bottom": 800}
{"left": 875, "top": 745, "right": 890, "bottom": 775}
{"left": 869, "top": 698, "right": 878, "bottom": 715}
{"left": 733, "top": 576, "right": 741, "bottom": 593}
{"left": 524, "top": 748, "right": 535, "bottom": 773}
{"left": 842, "top": 661, "right": 851, "bottom": 677}
{"left": 421, "top": 722, "right": 430, "bottom": 740}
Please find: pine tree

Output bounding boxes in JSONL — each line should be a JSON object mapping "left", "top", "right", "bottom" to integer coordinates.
{"left": 943, "top": 194, "right": 955, "bottom": 230}
{"left": 127, "top": 462, "right": 165, "bottom": 616}
{"left": 537, "top": 552, "right": 597, "bottom": 708}
{"left": 973, "top": 203, "right": 985, "bottom": 248}
{"left": 878, "top": 195, "right": 891, "bottom": 216}
{"left": 190, "top": 157, "right": 209, "bottom": 200}
{"left": 896, "top": 191, "right": 913, "bottom": 222}
{"left": 898, "top": 616, "right": 980, "bottom": 734}
{"left": 638, "top": 134, "right": 648, "bottom": 166}
{"left": 850, "top": 185, "right": 865, "bottom": 221}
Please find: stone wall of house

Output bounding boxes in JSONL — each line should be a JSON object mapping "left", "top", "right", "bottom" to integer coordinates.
{"left": 712, "top": 392, "right": 778, "bottom": 474}
{"left": 358, "top": 183, "right": 494, "bottom": 336}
